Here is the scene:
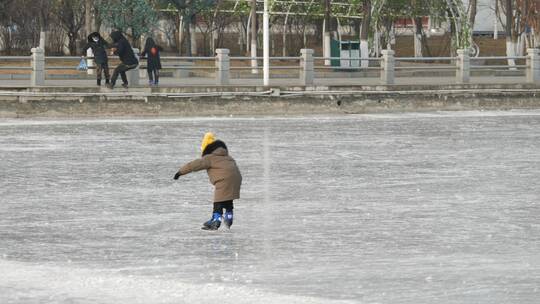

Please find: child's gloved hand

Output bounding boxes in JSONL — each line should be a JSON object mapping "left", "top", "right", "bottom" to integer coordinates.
{"left": 173, "top": 172, "right": 181, "bottom": 180}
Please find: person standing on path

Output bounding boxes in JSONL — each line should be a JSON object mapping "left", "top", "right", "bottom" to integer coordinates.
{"left": 81, "top": 32, "right": 110, "bottom": 86}
{"left": 107, "top": 31, "right": 138, "bottom": 89}
{"left": 141, "top": 37, "right": 163, "bottom": 86}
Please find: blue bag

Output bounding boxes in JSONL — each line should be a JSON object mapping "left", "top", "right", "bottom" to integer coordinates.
{"left": 77, "top": 58, "right": 88, "bottom": 71}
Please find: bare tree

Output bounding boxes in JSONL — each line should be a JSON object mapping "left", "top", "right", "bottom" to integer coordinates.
{"left": 513, "top": 0, "right": 540, "bottom": 49}
{"left": 85, "top": 0, "right": 93, "bottom": 37}
{"left": 496, "top": 0, "right": 533, "bottom": 65}
{"left": 0, "top": 0, "right": 15, "bottom": 54}
{"left": 196, "top": 1, "right": 236, "bottom": 55}
{"left": 54, "top": 0, "right": 86, "bottom": 55}
{"left": 0, "top": 0, "right": 46, "bottom": 52}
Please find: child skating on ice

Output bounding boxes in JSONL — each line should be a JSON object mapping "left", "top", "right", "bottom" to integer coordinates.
{"left": 174, "top": 133, "right": 242, "bottom": 230}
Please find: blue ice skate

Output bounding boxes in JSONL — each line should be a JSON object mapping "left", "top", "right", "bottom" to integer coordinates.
{"left": 223, "top": 211, "right": 233, "bottom": 228}
{"left": 202, "top": 212, "right": 222, "bottom": 230}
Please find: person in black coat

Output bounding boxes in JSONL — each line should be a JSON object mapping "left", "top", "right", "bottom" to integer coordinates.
{"left": 107, "top": 31, "right": 139, "bottom": 89}
{"left": 141, "top": 37, "right": 163, "bottom": 86}
{"left": 82, "top": 32, "right": 110, "bottom": 86}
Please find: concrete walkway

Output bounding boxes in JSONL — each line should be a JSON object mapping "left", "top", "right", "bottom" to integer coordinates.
{"left": 0, "top": 75, "right": 533, "bottom": 90}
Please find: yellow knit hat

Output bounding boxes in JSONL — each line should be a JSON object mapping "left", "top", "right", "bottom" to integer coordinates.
{"left": 200, "top": 132, "right": 216, "bottom": 152}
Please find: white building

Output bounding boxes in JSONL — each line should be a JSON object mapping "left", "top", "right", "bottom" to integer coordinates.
{"left": 465, "top": 0, "right": 503, "bottom": 34}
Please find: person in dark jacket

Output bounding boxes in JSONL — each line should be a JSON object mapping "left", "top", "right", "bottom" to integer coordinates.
{"left": 107, "top": 31, "right": 139, "bottom": 89}
{"left": 174, "top": 132, "right": 242, "bottom": 231}
{"left": 82, "top": 32, "right": 110, "bottom": 86}
{"left": 141, "top": 37, "right": 163, "bottom": 86}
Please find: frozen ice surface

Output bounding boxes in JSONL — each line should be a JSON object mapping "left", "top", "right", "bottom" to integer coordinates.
{"left": 1, "top": 111, "right": 540, "bottom": 303}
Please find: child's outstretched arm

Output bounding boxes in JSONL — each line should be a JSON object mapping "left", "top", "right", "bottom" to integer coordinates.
{"left": 173, "top": 156, "right": 211, "bottom": 180}
{"left": 81, "top": 43, "right": 90, "bottom": 56}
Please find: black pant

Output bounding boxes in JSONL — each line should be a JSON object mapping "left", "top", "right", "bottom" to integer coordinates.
{"left": 213, "top": 200, "right": 233, "bottom": 215}
{"left": 147, "top": 68, "right": 159, "bottom": 83}
{"left": 96, "top": 63, "right": 110, "bottom": 81}
{"left": 111, "top": 63, "right": 138, "bottom": 85}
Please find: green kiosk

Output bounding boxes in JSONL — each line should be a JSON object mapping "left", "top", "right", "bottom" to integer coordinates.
{"left": 331, "top": 39, "right": 361, "bottom": 68}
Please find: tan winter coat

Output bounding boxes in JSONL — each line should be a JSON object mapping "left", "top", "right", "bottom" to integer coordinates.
{"left": 178, "top": 147, "right": 242, "bottom": 202}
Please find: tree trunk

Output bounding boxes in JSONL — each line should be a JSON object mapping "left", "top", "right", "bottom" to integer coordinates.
{"left": 468, "top": 0, "right": 477, "bottom": 48}
{"left": 505, "top": 0, "right": 516, "bottom": 67}
{"left": 250, "top": 0, "right": 258, "bottom": 73}
{"left": 360, "top": 0, "right": 371, "bottom": 68}
{"left": 282, "top": 24, "right": 287, "bottom": 56}
{"left": 373, "top": 30, "right": 380, "bottom": 57}
{"left": 93, "top": 5, "right": 101, "bottom": 32}
{"left": 68, "top": 32, "right": 77, "bottom": 55}
{"left": 447, "top": 6, "right": 457, "bottom": 56}
{"left": 38, "top": 0, "right": 47, "bottom": 50}
{"left": 5, "top": 17, "right": 14, "bottom": 55}
{"left": 183, "top": 13, "right": 192, "bottom": 56}
{"left": 323, "top": 0, "right": 332, "bottom": 65}
{"left": 282, "top": 12, "right": 291, "bottom": 57}
{"left": 534, "top": 26, "right": 540, "bottom": 48}
{"left": 303, "top": 25, "right": 307, "bottom": 48}
{"left": 211, "top": 27, "right": 216, "bottom": 53}
{"left": 250, "top": 0, "right": 257, "bottom": 50}
{"left": 178, "top": 13, "right": 184, "bottom": 55}
{"left": 494, "top": 0, "right": 499, "bottom": 40}
{"left": 413, "top": 17, "right": 423, "bottom": 57}
{"left": 85, "top": 0, "right": 93, "bottom": 37}
{"left": 190, "top": 17, "right": 197, "bottom": 56}
{"left": 386, "top": 18, "right": 395, "bottom": 49}
{"left": 468, "top": 0, "right": 477, "bottom": 29}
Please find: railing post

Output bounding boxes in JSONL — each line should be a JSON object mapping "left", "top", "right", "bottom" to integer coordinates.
{"left": 31, "top": 47, "right": 45, "bottom": 86}
{"left": 216, "top": 48, "right": 230, "bottom": 85}
{"left": 381, "top": 49, "right": 395, "bottom": 85}
{"left": 456, "top": 49, "right": 470, "bottom": 84}
{"left": 324, "top": 32, "right": 331, "bottom": 66}
{"left": 300, "top": 49, "right": 314, "bottom": 86}
{"left": 127, "top": 48, "right": 140, "bottom": 87}
{"left": 527, "top": 48, "right": 540, "bottom": 83}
